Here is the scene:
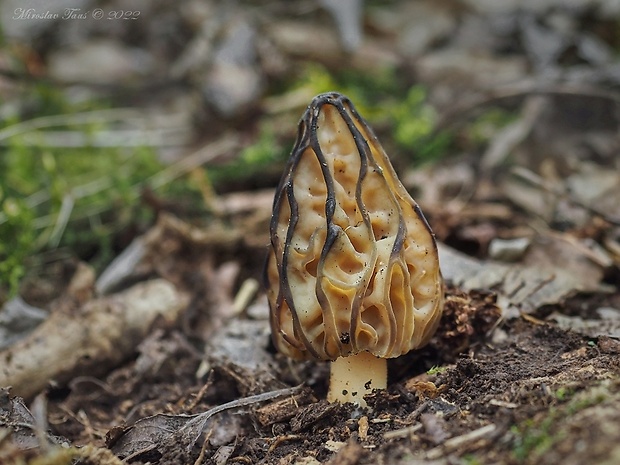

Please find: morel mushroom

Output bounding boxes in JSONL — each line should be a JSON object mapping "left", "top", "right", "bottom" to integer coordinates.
{"left": 265, "top": 92, "right": 444, "bottom": 406}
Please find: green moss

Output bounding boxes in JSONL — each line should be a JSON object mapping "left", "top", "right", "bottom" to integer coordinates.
{"left": 0, "top": 85, "right": 195, "bottom": 296}
{"left": 427, "top": 365, "right": 448, "bottom": 375}
{"left": 461, "top": 454, "right": 484, "bottom": 465}
{"left": 208, "top": 121, "right": 286, "bottom": 188}
{"left": 565, "top": 389, "right": 608, "bottom": 415}
{"left": 0, "top": 144, "right": 168, "bottom": 293}
{"left": 554, "top": 386, "right": 574, "bottom": 402}
{"left": 287, "top": 64, "right": 451, "bottom": 165}
{"left": 469, "top": 108, "right": 517, "bottom": 145}
{"left": 388, "top": 86, "right": 451, "bottom": 164}
{"left": 289, "top": 62, "right": 400, "bottom": 122}
{"left": 0, "top": 195, "right": 35, "bottom": 294}
{"left": 510, "top": 383, "right": 612, "bottom": 464}
{"left": 511, "top": 415, "right": 560, "bottom": 463}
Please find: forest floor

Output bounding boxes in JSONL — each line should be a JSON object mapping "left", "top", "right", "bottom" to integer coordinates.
{"left": 1, "top": 1, "right": 620, "bottom": 464}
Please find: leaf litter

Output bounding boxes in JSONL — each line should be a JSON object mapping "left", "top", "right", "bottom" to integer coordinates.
{"left": 1, "top": 1, "right": 620, "bottom": 464}
{"left": 2, "top": 200, "right": 617, "bottom": 463}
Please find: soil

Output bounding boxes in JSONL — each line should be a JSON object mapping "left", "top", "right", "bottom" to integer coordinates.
{"left": 33, "top": 286, "right": 620, "bottom": 465}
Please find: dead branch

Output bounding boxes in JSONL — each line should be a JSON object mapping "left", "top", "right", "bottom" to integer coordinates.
{"left": 0, "top": 279, "right": 188, "bottom": 400}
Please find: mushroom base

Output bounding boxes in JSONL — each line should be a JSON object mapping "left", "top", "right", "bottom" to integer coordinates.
{"left": 327, "top": 351, "right": 387, "bottom": 407}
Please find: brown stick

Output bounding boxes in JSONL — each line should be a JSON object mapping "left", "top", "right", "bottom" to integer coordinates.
{"left": 0, "top": 279, "right": 187, "bottom": 400}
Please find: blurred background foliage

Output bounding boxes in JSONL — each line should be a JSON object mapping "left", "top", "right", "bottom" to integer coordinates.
{"left": 0, "top": 62, "right": 449, "bottom": 297}
{"left": 1, "top": 0, "right": 618, "bottom": 298}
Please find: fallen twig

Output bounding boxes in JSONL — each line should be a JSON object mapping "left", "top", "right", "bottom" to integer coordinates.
{"left": 0, "top": 279, "right": 188, "bottom": 399}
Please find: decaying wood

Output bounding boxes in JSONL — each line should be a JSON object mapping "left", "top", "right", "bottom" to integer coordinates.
{"left": 0, "top": 279, "right": 188, "bottom": 400}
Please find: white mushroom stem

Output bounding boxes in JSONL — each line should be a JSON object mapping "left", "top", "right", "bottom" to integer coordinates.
{"left": 327, "top": 351, "right": 387, "bottom": 407}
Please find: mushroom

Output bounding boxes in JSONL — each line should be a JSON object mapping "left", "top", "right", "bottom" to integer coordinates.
{"left": 265, "top": 92, "right": 444, "bottom": 406}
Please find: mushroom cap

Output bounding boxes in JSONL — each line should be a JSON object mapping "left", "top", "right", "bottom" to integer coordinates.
{"left": 265, "top": 92, "right": 444, "bottom": 361}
